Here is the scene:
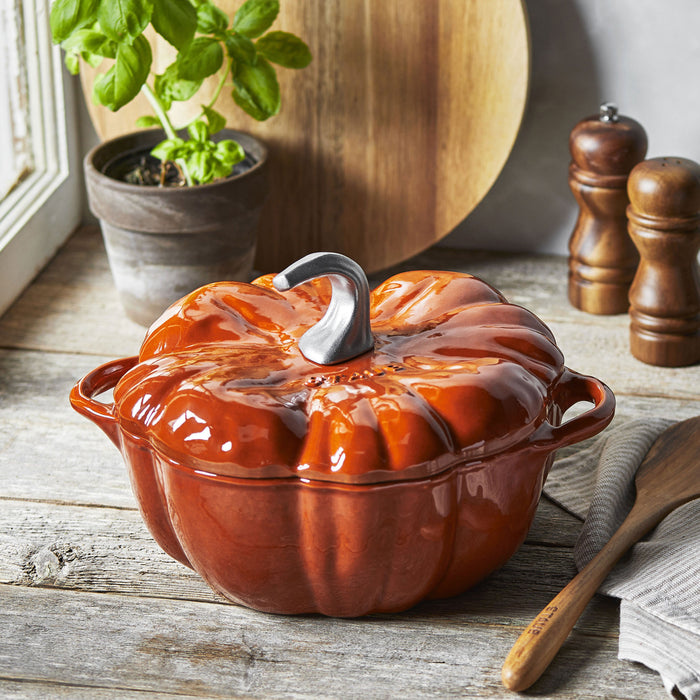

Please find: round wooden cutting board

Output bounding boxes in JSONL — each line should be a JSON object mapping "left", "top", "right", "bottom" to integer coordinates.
{"left": 82, "top": 0, "right": 530, "bottom": 274}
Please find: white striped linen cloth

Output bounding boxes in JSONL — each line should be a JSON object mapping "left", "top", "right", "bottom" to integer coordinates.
{"left": 543, "top": 417, "right": 700, "bottom": 700}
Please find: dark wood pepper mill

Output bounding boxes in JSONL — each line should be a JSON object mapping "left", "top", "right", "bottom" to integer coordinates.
{"left": 568, "top": 103, "right": 648, "bottom": 314}
{"left": 627, "top": 156, "right": 700, "bottom": 367}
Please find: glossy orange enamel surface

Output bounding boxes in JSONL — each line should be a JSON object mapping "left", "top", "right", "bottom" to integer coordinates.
{"left": 70, "top": 268, "right": 615, "bottom": 616}
{"left": 114, "top": 271, "right": 566, "bottom": 484}
{"left": 129, "top": 441, "right": 551, "bottom": 617}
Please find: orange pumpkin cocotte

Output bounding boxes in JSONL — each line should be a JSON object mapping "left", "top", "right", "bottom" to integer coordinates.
{"left": 71, "top": 254, "right": 614, "bottom": 616}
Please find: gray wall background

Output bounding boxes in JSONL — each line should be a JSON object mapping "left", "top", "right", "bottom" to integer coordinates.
{"left": 78, "top": 0, "right": 700, "bottom": 257}
{"left": 440, "top": 0, "right": 700, "bottom": 255}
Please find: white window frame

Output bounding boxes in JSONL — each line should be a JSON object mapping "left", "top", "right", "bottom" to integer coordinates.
{"left": 0, "top": 0, "right": 82, "bottom": 318}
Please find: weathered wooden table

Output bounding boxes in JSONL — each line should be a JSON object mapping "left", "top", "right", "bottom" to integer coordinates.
{"left": 2, "top": 226, "right": 698, "bottom": 699}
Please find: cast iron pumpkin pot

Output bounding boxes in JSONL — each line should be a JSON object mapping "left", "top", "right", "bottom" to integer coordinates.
{"left": 70, "top": 253, "right": 615, "bottom": 617}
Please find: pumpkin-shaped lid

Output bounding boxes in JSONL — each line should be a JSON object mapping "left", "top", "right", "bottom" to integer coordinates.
{"left": 114, "top": 253, "right": 565, "bottom": 484}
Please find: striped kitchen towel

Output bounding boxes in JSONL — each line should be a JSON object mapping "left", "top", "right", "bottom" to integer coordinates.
{"left": 543, "top": 417, "right": 700, "bottom": 700}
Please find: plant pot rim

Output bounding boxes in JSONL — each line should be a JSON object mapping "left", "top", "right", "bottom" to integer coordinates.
{"left": 84, "top": 127, "right": 269, "bottom": 235}
{"left": 84, "top": 128, "right": 268, "bottom": 196}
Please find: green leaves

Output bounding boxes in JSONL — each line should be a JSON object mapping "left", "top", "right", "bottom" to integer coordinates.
{"left": 152, "top": 0, "right": 196, "bottom": 50}
{"left": 62, "top": 29, "right": 118, "bottom": 58}
{"left": 98, "top": 0, "right": 153, "bottom": 43}
{"left": 135, "top": 115, "right": 162, "bottom": 128}
{"left": 151, "top": 120, "right": 245, "bottom": 185}
{"left": 188, "top": 120, "right": 209, "bottom": 142}
{"left": 256, "top": 31, "right": 311, "bottom": 69}
{"left": 177, "top": 37, "right": 224, "bottom": 80}
{"left": 214, "top": 139, "right": 245, "bottom": 165}
{"left": 233, "top": 56, "right": 279, "bottom": 121}
{"left": 50, "top": 0, "right": 312, "bottom": 184}
{"left": 50, "top": 0, "right": 99, "bottom": 44}
{"left": 93, "top": 35, "right": 152, "bottom": 111}
{"left": 224, "top": 33, "right": 256, "bottom": 65}
{"left": 64, "top": 53, "right": 81, "bottom": 75}
{"left": 226, "top": 4, "right": 311, "bottom": 121}
{"left": 150, "top": 136, "right": 187, "bottom": 163}
{"left": 233, "top": 0, "right": 279, "bottom": 38}
{"left": 194, "top": 139, "right": 245, "bottom": 183}
{"left": 196, "top": 3, "right": 229, "bottom": 34}
{"left": 202, "top": 105, "right": 226, "bottom": 133}
{"left": 60, "top": 28, "right": 116, "bottom": 73}
{"left": 154, "top": 63, "right": 202, "bottom": 111}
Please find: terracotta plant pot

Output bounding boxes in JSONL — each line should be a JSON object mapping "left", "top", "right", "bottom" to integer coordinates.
{"left": 84, "top": 129, "right": 268, "bottom": 326}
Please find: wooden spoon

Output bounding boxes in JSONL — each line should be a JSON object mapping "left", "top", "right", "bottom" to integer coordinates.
{"left": 501, "top": 415, "right": 700, "bottom": 692}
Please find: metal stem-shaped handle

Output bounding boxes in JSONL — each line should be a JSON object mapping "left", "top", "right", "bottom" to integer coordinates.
{"left": 273, "top": 252, "right": 374, "bottom": 365}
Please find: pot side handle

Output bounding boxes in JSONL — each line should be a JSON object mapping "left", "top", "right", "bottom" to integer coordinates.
{"left": 69, "top": 356, "right": 139, "bottom": 448}
{"left": 531, "top": 369, "right": 615, "bottom": 452}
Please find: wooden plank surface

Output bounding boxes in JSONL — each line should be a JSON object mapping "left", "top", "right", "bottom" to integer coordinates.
{"left": 0, "top": 584, "right": 665, "bottom": 700}
{"left": 80, "top": 0, "right": 529, "bottom": 274}
{"left": 1, "top": 226, "right": 696, "bottom": 698}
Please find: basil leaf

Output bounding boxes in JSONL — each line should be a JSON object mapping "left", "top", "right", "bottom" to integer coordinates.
{"left": 177, "top": 37, "right": 224, "bottom": 80}
{"left": 153, "top": 80, "right": 173, "bottom": 111}
{"left": 178, "top": 136, "right": 242, "bottom": 184}
{"left": 82, "top": 31, "right": 118, "bottom": 58}
{"left": 256, "top": 31, "right": 311, "bottom": 69}
{"left": 50, "top": 0, "right": 99, "bottom": 43}
{"left": 232, "top": 0, "right": 279, "bottom": 39}
{"left": 225, "top": 32, "right": 256, "bottom": 65}
{"left": 151, "top": 137, "right": 187, "bottom": 162}
{"left": 154, "top": 62, "right": 202, "bottom": 111}
{"left": 62, "top": 29, "right": 117, "bottom": 58}
{"left": 115, "top": 35, "right": 152, "bottom": 104}
{"left": 93, "top": 69, "right": 116, "bottom": 108}
{"left": 152, "top": 0, "right": 196, "bottom": 50}
{"left": 202, "top": 105, "right": 226, "bottom": 134}
{"left": 210, "top": 159, "right": 233, "bottom": 180}
{"left": 82, "top": 50, "right": 105, "bottom": 68}
{"left": 169, "top": 73, "right": 202, "bottom": 101}
{"left": 188, "top": 120, "right": 210, "bottom": 143}
{"left": 64, "top": 52, "right": 81, "bottom": 75}
{"left": 187, "top": 150, "right": 215, "bottom": 184}
{"left": 215, "top": 139, "right": 245, "bottom": 168}
{"left": 94, "top": 35, "right": 152, "bottom": 111}
{"left": 233, "top": 56, "right": 279, "bottom": 121}
{"left": 196, "top": 3, "right": 229, "bottom": 34}
{"left": 135, "top": 115, "right": 162, "bottom": 128}
{"left": 97, "top": 0, "right": 153, "bottom": 43}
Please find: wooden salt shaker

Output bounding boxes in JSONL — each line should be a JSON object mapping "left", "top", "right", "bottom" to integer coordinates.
{"left": 627, "top": 157, "right": 700, "bottom": 367}
{"left": 568, "top": 103, "right": 648, "bottom": 314}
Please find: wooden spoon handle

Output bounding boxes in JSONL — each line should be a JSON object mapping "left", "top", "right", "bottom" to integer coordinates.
{"left": 501, "top": 561, "right": 609, "bottom": 690}
{"left": 501, "top": 507, "right": 657, "bottom": 691}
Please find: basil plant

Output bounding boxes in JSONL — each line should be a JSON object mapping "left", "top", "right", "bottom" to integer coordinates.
{"left": 51, "top": 0, "right": 311, "bottom": 185}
